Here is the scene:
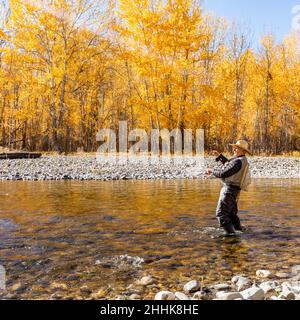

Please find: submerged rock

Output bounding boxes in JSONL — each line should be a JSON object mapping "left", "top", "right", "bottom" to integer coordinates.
{"left": 80, "top": 286, "right": 92, "bottom": 295}
{"left": 11, "top": 283, "right": 24, "bottom": 292}
{"left": 138, "top": 276, "right": 155, "bottom": 286}
{"left": 50, "top": 282, "right": 68, "bottom": 291}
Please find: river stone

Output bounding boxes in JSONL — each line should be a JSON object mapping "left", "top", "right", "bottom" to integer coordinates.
{"left": 292, "top": 265, "right": 300, "bottom": 274}
{"left": 80, "top": 286, "right": 92, "bottom": 295}
{"left": 155, "top": 291, "right": 176, "bottom": 300}
{"left": 269, "top": 296, "right": 285, "bottom": 300}
{"left": 50, "top": 282, "right": 68, "bottom": 291}
{"left": 281, "top": 281, "right": 292, "bottom": 288}
{"left": 280, "top": 281, "right": 299, "bottom": 293}
{"left": 276, "top": 272, "right": 293, "bottom": 279}
{"left": 291, "top": 274, "right": 300, "bottom": 281}
{"left": 232, "top": 276, "right": 252, "bottom": 292}
{"left": 90, "top": 289, "right": 107, "bottom": 300}
{"left": 129, "top": 294, "right": 141, "bottom": 300}
{"left": 256, "top": 270, "right": 272, "bottom": 279}
{"left": 138, "top": 276, "right": 155, "bottom": 286}
{"left": 183, "top": 280, "right": 200, "bottom": 294}
{"left": 216, "top": 292, "right": 243, "bottom": 300}
{"left": 240, "top": 286, "right": 265, "bottom": 300}
{"left": 212, "top": 283, "right": 232, "bottom": 291}
{"left": 50, "top": 292, "right": 63, "bottom": 300}
{"left": 290, "top": 286, "right": 300, "bottom": 294}
{"left": 175, "top": 292, "right": 191, "bottom": 300}
{"left": 259, "top": 281, "right": 279, "bottom": 294}
{"left": 114, "top": 295, "right": 127, "bottom": 300}
{"left": 192, "top": 291, "right": 210, "bottom": 300}
{"left": 278, "top": 289, "right": 295, "bottom": 300}
{"left": 11, "top": 283, "right": 24, "bottom": 292}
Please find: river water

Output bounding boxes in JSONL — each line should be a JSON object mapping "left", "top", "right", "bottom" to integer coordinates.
{"left": 0, "top": 179, "right": 300, "bottom": 299}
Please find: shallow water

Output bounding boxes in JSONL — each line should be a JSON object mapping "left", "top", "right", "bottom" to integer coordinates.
{"left": 0, "top": 179, "right": 300, "bottom": 299}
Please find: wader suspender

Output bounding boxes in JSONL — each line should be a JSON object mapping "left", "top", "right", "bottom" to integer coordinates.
{"left": 236, "top": 162, "right": 249, "bottom": 203}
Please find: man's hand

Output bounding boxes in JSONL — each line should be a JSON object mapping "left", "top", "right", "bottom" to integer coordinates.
{"left": 204, "top": 168, "right": 213, "bottom": 179}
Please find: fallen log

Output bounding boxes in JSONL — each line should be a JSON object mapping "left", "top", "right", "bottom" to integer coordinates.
{"left": 0, "top": 153, "right": 42, "bottom": 160}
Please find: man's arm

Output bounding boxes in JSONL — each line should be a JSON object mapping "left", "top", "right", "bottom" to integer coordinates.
{"left": 213, "top": 158, "right": 242, "bottom": 179}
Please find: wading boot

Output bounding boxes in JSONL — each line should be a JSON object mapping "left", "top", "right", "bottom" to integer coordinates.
{"left": 234, "top": 225, "right": 247, "bottom": 233}
{"left": 223, "top": 223, "right": 236, "bottom": 237}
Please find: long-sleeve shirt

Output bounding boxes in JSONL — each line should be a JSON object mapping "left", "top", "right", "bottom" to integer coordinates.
{"left": 213, "top": 155, "right": 244, "bottom": 179}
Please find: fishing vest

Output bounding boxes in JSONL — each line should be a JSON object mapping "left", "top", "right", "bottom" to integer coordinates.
{"left": 222, "top": 156, "right": 249, "bottom": 189}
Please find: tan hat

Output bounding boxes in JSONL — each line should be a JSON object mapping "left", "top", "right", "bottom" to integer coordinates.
{"left": 229, "top": 140, "right": 252, "bottom": 155}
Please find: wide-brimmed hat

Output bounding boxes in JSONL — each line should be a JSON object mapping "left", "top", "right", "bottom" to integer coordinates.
{"left": 229, "top": 140, "right": 252, "bottom": 155}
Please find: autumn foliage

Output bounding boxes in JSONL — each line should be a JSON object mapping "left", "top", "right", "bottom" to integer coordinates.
{"left": 0, "top": 0, "right": 299, "bottom": 154}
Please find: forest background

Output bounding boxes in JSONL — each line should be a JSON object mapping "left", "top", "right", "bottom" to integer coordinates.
{"left": 0, "top": 0, "right": 300, "bottom": 155}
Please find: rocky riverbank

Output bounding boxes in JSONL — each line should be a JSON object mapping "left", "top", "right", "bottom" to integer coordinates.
{"left": 151, "top": 266, "right": 300, "bottom": 301}
{"left": 0, "top": 155, "right": 299, "bottom": 181}
{"left": 121, "top": 266, "right": 300, "bottom": 301}
{"left": 2, "top": 265, "right": 300, "bottom": 301}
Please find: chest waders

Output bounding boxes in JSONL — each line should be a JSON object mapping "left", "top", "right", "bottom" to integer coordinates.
{"left": 216, "top": 158, "right": 249, "bottom": 234}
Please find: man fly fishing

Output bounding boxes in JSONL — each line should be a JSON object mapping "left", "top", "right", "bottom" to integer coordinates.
{"left": 205, "top": 140, "right": 252, "bottom": 236}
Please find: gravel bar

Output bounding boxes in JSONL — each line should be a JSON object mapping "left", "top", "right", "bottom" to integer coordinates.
{"left": 0, "top": 156, "right": 299, "bottom": 181}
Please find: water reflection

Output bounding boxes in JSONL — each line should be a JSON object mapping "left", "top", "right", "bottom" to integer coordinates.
{"left": 0, "top": 179, "right": 299, "bottom": 298}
